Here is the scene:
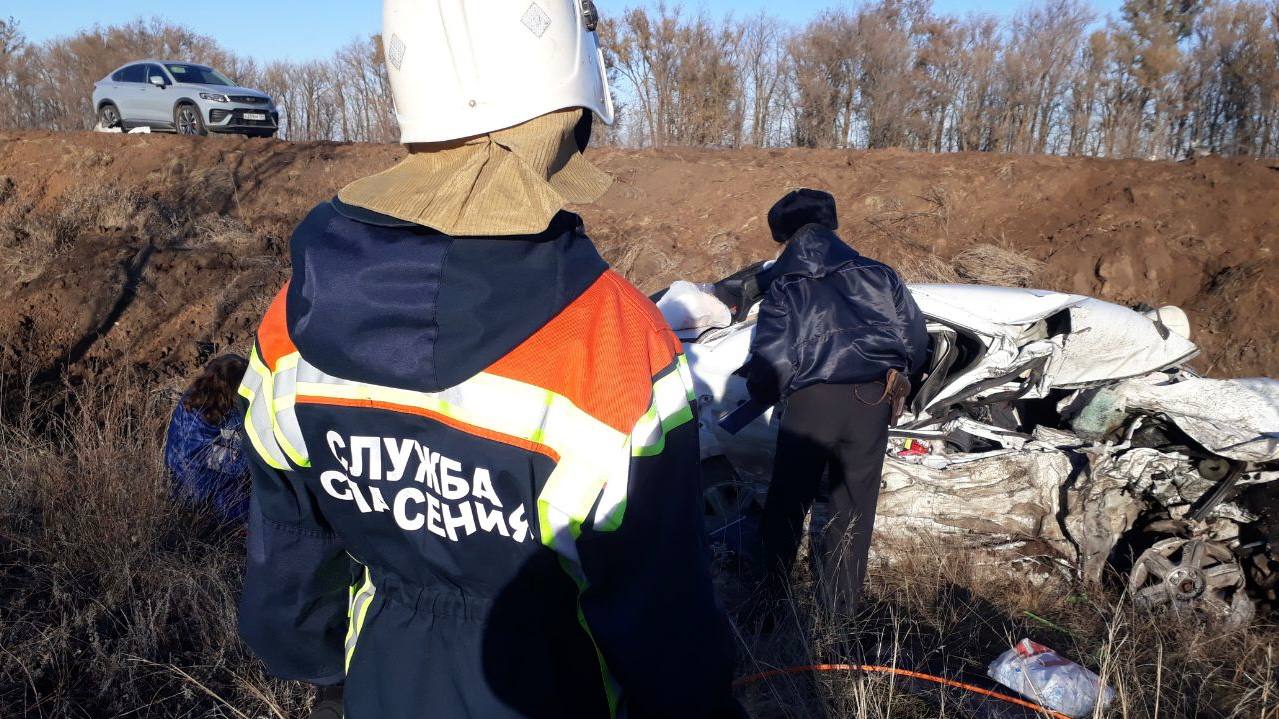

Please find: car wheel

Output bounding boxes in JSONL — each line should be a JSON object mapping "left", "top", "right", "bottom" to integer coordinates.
{"left": 1129, "top": 537, "right": 1255, "bottom": 626}
{"left": 175, "top": 103, "right": 207, "bottom": 136}
{"left": 98, "top": 103, "right": 121, "bottom": 129}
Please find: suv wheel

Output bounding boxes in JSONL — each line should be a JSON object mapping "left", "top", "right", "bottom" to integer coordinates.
{"left": 175, "top": 103, "right": 207, "bottom": 136}
{"left": 98, "top": 103, "right": 121, "bottom": 129}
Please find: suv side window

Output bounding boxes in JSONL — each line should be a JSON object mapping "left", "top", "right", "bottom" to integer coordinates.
{"left": 121, "top": 65, "right": 146, "bottom": 83}
{"left": 147, "top": 64, "right": 169, "bottom": 86}
{"left": 111, "top": 69, "right": 126, "bottom": 82}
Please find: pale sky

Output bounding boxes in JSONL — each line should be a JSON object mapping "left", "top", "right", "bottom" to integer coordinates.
{"left": 7, "top": 1, "right": 1124, "bottom": 62}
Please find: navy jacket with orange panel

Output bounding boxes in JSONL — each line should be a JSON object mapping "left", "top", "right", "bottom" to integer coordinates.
{"left": 236, "top": 200, "right": 742, "bottom": 719}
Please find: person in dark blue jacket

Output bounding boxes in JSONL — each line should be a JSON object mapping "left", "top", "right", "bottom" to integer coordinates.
{"left": 746, "top": 188, "right": 929, "bottom": 618}
{"left": 234, "top": 2, "right": 743, "bottom": 718}
{"left": 165, "top": 354, "right": 251, "bottom": 523}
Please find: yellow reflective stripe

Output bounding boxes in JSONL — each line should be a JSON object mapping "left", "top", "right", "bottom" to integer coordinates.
{"left": 537, "top": 444, "right": 629, "bottom": 547}
{"left": 597, "top": 357, "right": 698, "bottom": 530}
{"left": 275, "top": 435, "right": 308, "bottom": 468}
{"left": 344, "top": 568, "right": 376, "bottom": 671}
{"left": 295, "top": 372, "right": 623, "bottom": 458}
{"left": 631, "top": 362, "right": 696, "bottom": 458}
{"left": 575, "top": 584, "right": 622, "bottom": 718}
{"left": 546, "top": 511, "right": 621, "bottom": 717}
{"left": 539, "top": 502, "right": 586, "bottom": 571}
{"left": 343, "top": 579, "right": 355, "bottom": 652}
{"left": 270, "top": 352, "right": 310, "bottom": 468}
{"left": 240, "top": 349, "right": 289, "bottom": 470}
{"left": 247, "top": 346, "right": 272, "bottom": 393}
{"left": 591, "top": 448, "right": 632, "bottom": 533}
{"left": 295, "top": 368, "right": 628, "bottom": 472}
{"left": 676, "top": 354, "right": 697, "bottom": 401}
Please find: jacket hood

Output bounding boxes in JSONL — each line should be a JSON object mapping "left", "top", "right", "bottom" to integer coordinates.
{"left": 285, "top": 199, "right": 608, "bottom": 393}
{"left": 772, "top": 225, "right": 863, "bottom": 280}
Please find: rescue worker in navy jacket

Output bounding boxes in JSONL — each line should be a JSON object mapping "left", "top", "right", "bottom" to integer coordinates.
{"left": 745, "top": 189, "right": 929, "bottom": 618}
{"left": 235, "top": 2, "right": 743, "bottom": 718}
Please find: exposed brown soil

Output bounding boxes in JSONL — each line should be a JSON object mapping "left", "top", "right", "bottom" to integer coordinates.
{"left": 1, "top": 130, "right": 1276, "bottom": 394}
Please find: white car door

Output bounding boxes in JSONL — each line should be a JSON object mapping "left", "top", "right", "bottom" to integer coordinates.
{"left": 135, "top": 64, "right": 173, "bottom": 124}
{"left": 113, "top": 64, "right": 149, "bottom": 123}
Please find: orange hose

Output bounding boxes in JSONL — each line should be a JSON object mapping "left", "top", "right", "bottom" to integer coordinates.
{"left": 735, "top": 663, "right": 1072, "bottom": 719}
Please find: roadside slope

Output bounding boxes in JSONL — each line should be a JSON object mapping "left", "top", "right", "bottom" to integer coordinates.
{"left": 1, "top": 130, "right": 1274, "bottom": 394}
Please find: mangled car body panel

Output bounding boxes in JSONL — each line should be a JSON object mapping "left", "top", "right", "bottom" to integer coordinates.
{"left": 1078, "top": 375, "right": 1279, "bottom": 463}
{"left": 876, "top": 444, "right": 1077, "bottom": 558}
{"left": 907, "top": 284, "right": 1083, "bottom": 331}
{"left": 909, "top": 286, "right": 1201, "bottom": 417}
{"left": 1053, "top": 299, "right": 1199, "bottom": 388}
{"left": 664, "top": 279, "right": 1279, "bottom": 619}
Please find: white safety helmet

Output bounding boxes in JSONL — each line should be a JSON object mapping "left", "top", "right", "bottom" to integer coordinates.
{"left": 382, "top": 0, "right": 615, "bottom": 144}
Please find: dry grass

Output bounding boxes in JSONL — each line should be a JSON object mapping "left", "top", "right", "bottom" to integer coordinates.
{"left": 599, "top": 228, "right": 682, "bottom": 294}
{"left": 896, "top": 251, "right": 963, "bottom": 284}
{"left": 191, "top": 214, "right": 267, "bottom": 253}
{"left": 0, "top": 160, "right": 264, "bottom": 285}
{"left": 952, "top": 242, "right": 1046, "bottom": 287}
{"left": 1, "top": 372, "right": 1275, "bottom": 717}
{"left": 0, "top": 185, "right": 142, "bottom": 281}
{"left": 727, "top": 533, "right": 1279, "bottom": 718}
{"left": 0, "top": 371, "right": 311, "bottom": 718}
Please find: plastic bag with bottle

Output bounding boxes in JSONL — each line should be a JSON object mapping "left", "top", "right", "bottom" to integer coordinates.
{"left": 988, "top": 639, "right": 1115, "bottom": 718}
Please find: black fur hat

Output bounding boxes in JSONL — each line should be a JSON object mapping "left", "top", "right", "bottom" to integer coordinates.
{"left": 767, "top": 188, "right": 838, "bottom": 243}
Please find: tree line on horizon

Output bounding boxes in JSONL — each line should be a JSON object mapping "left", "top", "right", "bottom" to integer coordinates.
{"left": 605, "top": 0, "right": 1279, "bottom": 159}
{"left": 2, "top": 0, "right": 1278, "bottom": 160}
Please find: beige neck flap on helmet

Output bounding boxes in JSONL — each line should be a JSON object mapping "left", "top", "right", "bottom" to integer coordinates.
{"left": 339, "top": 0, "right": 616, "bottom": 237}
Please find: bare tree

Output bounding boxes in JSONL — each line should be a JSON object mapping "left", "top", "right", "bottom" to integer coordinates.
{"left": 998, "top": 0, "right": 1093, "bottom": 154}
{"left": 788, "top": 10, "right": 857, "bottom": 148}
{"left": 606, "top": 4, "right": 746, "bottom": 147}
{"left": 739, "top": 14, "right": 787, "bottom": 146}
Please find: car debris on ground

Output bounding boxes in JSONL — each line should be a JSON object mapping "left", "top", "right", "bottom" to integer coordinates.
{"left": 658, "top": 274, "right": 1279, "bottom": 623}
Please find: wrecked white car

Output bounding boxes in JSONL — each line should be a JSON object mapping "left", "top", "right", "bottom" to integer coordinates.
{"left": 660, "top": 278, "right": 1279, "bottom": 623}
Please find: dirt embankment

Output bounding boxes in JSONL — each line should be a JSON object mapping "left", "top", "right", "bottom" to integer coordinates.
{"left": 1, "top": 130, "right": 1276, "bottom": 393}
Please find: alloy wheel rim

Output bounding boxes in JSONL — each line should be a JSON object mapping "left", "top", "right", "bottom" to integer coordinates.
{"left": 178, "top": 108, "right": 198, "bottom": 135}
{"left": 1129, "top": 537, "right": 1255, "bottom": 625}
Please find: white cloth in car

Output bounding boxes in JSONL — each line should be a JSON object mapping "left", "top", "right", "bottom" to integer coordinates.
{"left": 657, "top": 281, "right": 732, "bottom": 334}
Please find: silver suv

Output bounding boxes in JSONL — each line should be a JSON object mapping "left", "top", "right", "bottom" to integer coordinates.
{"left": 92, "top": 61, "right": 279, "bottom": 138}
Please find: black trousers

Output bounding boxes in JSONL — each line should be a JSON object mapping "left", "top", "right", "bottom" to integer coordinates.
{"left": 759, "top": 382, "right": 891, "bottom": 617}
